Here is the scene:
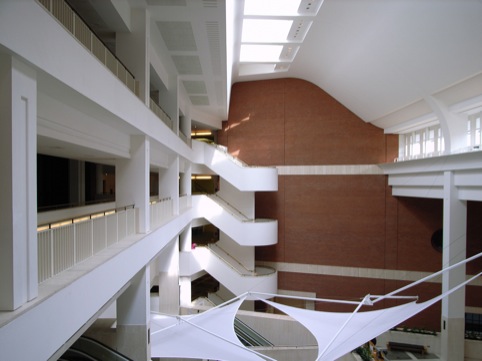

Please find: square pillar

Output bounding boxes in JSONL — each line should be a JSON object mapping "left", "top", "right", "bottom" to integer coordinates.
{"left": 159, "top": 155, "right": 179, "bottom": 215}
{"left": 157, "top": 238, "right": 180, "bottom": 314}
{"left": 441, "top": 171, "right": 467, "bottom": 361}
{"left": 0, "top": 55, "right": 38, "bottom": 310}
{"left": 117, "top": 267, "right": 151, "bottom": 361}
{"left": 116, "top": 135, "right": 150, "bottom": 233}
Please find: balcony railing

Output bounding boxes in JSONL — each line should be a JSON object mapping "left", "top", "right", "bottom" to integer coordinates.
{"left": 37, "top": 0, "right": 139, "bottom": 96}
{"left": 149, "top": 98, "right": 173, "bottom": 130}
{"left": 149, "top": 197, "right": 174, "bottom": 229}
{"left": 179, "top": 194, "right": 192, "bottom": 211}
{"left": 37, "top": 205, "right": 136, "bottom": 283}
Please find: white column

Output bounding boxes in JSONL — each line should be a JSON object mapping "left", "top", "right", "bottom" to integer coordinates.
{"left": 116, "top": 135, "right": 150, "bottom": 233}
{"left": 179, "top": 161, "right": 192, "bottom": 199}
{"left": 69, "top": 160, "right": 85, "bottom": 206}
{"left": 0, "top": 55, "right": 37, "bottom": 310}
{"left": 116, "top": 8, "right": 150, "bottom": 104}
{"left": 117, "top": 267, "right": 150, "bottom": 361}
{"left": 441, "top": 171, "right": 467, "bottom": 361}
{"left": 179, "top": 227, "right": 192, "bottom": 308}
{"left": 157, "top": 238, "right": 180, "bottom": 314}
{"left": 159, "top": 76, "right": 179, "bottom": 132}
{"left": 159, "top": 156, "right": 179, "bottom": 215}
{"left": 96, "top": 164, "right": 104, "bottom": 197}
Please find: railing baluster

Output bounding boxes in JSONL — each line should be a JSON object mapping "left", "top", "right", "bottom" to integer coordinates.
{"left": 37, "top": 0, "right": 138, "bottom": 98}
{"left": 38, "top": 205, "right": 135, "bottom": 284}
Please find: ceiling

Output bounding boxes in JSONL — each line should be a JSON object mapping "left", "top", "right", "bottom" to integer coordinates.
{"left": 67, "top": 0, "right": 482, "bottom": 133}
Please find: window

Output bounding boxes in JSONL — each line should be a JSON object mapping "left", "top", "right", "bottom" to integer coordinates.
{"left": 466, "top": 313, "right": 482, "bottom": 340}
{"left": 467, "top": 111, "right": 481, "bottom": 149}
{"left": 399, "top": 125, "right": 444, "bottom": 161}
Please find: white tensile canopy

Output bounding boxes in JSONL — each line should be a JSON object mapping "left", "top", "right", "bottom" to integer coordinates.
{"left": 150, "top": 253, "right": 482, "bottom": 361}
{"left": 151, "top": 296, "right": 267, "bottom": 361}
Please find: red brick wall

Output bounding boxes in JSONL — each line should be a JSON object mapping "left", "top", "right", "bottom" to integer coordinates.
{"left": 221, "top": 78, "right": 482, "bottom": 331}
{"left": 224, "top": 78, "right": 392, "bottom": 165}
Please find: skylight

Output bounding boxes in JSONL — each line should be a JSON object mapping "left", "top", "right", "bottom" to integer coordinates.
{"left": 242, "top": 19, "right": 293, "bottom": 43}
{"left": 238, "top": 0, "right": 323, "bottom": 77}
{"left": 244, "top": 0, "right": 302, "bottom": 16}
{"left": 240, "top": 45, "right": 283, "bottom": 62}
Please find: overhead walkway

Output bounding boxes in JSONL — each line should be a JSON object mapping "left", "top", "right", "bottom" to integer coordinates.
{"left": 187, "top": 244, "right": 277, "bottom": 298}
{"left": 192, "top": 194, "right": 277, "bottom": 246}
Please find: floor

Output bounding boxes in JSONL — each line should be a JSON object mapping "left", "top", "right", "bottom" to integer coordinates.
{"left": 383, "top": 350, "right": 440, "bottom": 360}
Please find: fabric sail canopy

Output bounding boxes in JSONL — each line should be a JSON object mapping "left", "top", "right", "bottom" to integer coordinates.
{"left": 150, "top": 253, "right": 482, "bottom": 361}
{"left": 150, "top": 296, "right": 267, "bottom": 361}
{"left": 262, "top": 296, "right": 442, "bottom": 361}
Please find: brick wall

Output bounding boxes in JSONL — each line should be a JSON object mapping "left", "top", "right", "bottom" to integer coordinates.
{"left": 221, "top": 78, "right": 481, "bottom": 331}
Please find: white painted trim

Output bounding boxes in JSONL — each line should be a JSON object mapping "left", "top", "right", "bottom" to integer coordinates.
{"left": 276, "top": 165, "right": 383, "bottom": 175}
{"left": 257, "top": 261, "right": 482, "bottom": 287}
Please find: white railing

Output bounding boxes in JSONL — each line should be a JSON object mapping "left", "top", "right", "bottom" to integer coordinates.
{"left": 37, "top": 0, "right": 139, "bottom": 96}
{"left": 149, "top": 197, "right": 174, "bottom": 229}
{"left": 149, "top": 98, "right": 173, "bottom": 129}
{"left": 207, "top": 194, "right": 250, "bottom": 220}
{"left": 179, "top": 130, "right": 192, "bottom": 147}
{"left": 38, "top": 206, "right": 136, "bottom": 283}
{"left": 179, "top": 194, "right": 192, "bottom": 211}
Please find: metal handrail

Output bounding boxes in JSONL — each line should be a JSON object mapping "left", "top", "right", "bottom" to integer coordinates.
{"left": 37, "top": 0, "right": 138, "bottom": 96}
{"left": 37, "top": 204, "right": 134, "bottom": 231}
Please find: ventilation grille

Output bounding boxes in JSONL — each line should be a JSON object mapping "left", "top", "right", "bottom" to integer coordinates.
{"left": 206, "top": 21, "right": 221, "bottom": 76}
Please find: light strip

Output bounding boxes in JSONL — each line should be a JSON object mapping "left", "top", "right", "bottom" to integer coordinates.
{"left": 191, "top": 130, "right": 212, "bottom": 136}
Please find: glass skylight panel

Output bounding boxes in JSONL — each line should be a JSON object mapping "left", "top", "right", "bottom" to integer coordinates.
{"left": 240, "top": 44, "right": 283, "bottom": 62}
{"left": 244, "top": 0, "right": 302, "bottom": 16}
{"left": 242, "top": 19, "right": 293, "bottom": 43}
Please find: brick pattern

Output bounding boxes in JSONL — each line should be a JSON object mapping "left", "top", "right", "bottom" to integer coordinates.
{"left": 221, "top": 78, "right": 482, "bottom": 330}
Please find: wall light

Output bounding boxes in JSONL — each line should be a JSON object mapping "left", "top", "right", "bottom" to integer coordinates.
{"left": 191, "top": 130, "right": 212, "bottom": 136}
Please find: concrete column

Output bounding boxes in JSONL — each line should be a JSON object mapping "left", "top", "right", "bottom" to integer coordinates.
{"left": 0, "top": 55, "right": 38, "bottom": 310}
{"left": 159, "top": 156, "right": 179, "bottom": 215}
{"left": 179, "top": 227, "right": 192, "bottom": 308}
{"left": 117, "top": 267, "right": 150, "bottom": 361}
{"left": 116, "top": 135, "right": 150, "bottom": 233}
{"left": 69, "top": 160, "right": 85, "bottom": 206}
{"left": 96, "top": 164, "right": 104, "bottom": 196}
{"left": 159, "top": 76, "right": 179, "bottom": 132}
{"left": 180, "top": 161, "right": 192, "bottom": 199}
{"left": 441, "top": 171, "right": 467, "bottom": 361}
{"left": 179, "top": 114, "right": 191, "bottom": 140}
{"left": 116, "top": 8, "right": 150, "bottom": 104}
{"left": 157, "top": 238, "right": 180, "bottom": 314}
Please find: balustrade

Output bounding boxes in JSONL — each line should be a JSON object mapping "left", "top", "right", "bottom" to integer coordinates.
{"left": 37, "top": 206, "right": 136, "bottom": 283}
{"left": 37, "top": 0, "right": 139, "bottom": 96}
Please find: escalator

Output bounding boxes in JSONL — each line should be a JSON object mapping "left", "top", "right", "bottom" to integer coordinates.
{"left": 192, "top": 295, "right": 273, "bottom": 348}
{"left": 59, "top": 336, "right": 133, "bottom": 361}
{"left": 235, "top": 317, "right": 273, "bottom": 347}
